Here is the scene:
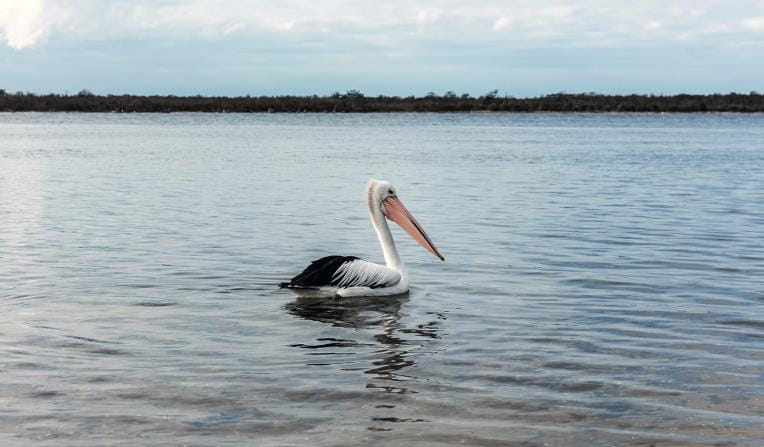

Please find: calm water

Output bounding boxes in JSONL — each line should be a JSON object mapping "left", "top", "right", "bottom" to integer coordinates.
{"left": 1, "top": 112, "right": 763, "bottom": 446}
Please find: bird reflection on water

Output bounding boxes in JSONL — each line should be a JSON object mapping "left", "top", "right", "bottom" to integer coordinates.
{"left": 285, "top": 294, "right": 446, "bottom": 429}
{"left": 285, "top": 294, "right": 444, "bottom": 381}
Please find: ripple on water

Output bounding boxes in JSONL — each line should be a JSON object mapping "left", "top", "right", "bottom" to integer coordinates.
{"left": 134, "top": 301, "right": 177, "bottom": 307}
{"left": 2, "top": 113, "right": 764, "bottom": 446}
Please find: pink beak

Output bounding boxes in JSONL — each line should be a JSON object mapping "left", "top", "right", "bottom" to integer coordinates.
{"left": 381, "top": 196, "right": 445, "bottom": 261}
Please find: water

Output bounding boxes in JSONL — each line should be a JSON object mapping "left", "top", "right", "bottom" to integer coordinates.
{"left": 1, "top": 112, "right": 763, "bottom": 446}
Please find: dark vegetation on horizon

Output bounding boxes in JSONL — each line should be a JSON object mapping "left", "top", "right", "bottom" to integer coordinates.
{"left": 1, "top": 89, "right": 763, "bottom": 113}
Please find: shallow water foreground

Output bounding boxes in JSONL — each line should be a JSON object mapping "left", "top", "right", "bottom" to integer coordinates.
{"left": 1, "top": 112, "right": 763, "bottom": 446}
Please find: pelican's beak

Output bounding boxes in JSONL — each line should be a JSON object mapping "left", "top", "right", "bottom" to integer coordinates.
{"left": 382, "top": 196, "right": 445, "bottom": 261}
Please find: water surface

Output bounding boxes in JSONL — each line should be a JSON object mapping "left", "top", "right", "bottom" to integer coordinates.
{"left": 1, "top": 112, "right": 763, "bottom": 445}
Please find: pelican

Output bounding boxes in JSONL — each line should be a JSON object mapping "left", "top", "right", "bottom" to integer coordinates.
{"left": 280, "top": 179, "right": 444, "bottom": 298}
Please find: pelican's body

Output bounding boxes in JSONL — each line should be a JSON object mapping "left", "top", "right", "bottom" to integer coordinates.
{"left": 281, "top": 179, "right": 444, "bottom": 298}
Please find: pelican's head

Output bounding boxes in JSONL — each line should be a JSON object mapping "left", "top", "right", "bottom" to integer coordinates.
{"left": 366, "top": 179, "right": 445, "bottom": 261}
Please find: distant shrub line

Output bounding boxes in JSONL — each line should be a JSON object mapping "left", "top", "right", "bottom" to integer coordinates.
{"left": 1, "top": 89, "right": 763, "bottom": 113}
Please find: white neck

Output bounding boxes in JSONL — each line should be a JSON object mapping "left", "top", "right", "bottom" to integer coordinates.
{"left": 369, "top": 203, "right": 406, "bottom": 274}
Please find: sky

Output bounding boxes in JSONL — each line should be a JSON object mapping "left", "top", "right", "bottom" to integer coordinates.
{"left": 1, "top": 0, "right": 763, "bottom": 97}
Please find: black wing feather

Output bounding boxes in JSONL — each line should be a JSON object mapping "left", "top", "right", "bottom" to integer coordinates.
{"left": 281, "top": 255, "right": 359, "bottom": 288}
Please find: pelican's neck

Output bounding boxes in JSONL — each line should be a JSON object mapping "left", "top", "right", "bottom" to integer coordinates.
{"left": 370, "top": 204, "right": 405, "bottom": 272}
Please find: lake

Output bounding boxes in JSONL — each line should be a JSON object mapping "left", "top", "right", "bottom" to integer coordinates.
{"left": 1, "top": 112, "right": 763, "bottom": 446}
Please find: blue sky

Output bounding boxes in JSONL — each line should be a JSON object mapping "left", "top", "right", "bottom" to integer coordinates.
{"left": 1, "top": 0, "right": 763, "bottom": 96}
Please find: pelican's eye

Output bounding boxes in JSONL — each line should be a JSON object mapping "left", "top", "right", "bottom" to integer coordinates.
{"left": 388, "top": 189, "right": 394, "bottom": 195}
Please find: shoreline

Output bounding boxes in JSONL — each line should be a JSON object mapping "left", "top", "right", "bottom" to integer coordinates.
{"left": 1, "top": 91, "right": 762, "bottom": 113}
{"left": 2, "top": 110, "right": 764, "bottom": 115}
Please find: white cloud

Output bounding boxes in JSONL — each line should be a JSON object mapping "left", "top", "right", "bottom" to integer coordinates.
{"left": 493, "top": 16, "right": 511, "bottom": 31}
{"left": 644, "top": 21, "right": 661, "bottom": 31}
{"left": 0, "top": 0, "right": 49, "bottom": 49}
{"left": 542, "top": 5, "right": 575, "bottom": 19}
{"left": 742, "top": 17, "right": 764, "bottom": 31}
{"left": 416, "top": 8, "right": 442, "bottom": 26}
{"left": 223, "top": 23, "right": 244, "bottom": 35}
{"left": 1, "top": 0, "right": 763, "bottom": 49}
{"left": 274, "top": 20, "right": 295, "bottom": 31}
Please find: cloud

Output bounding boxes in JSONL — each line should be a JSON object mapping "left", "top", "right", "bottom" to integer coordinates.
{"left": 493, "top": 16, "right": 511, "bottom": 31}
{"left": 541, "top": 5, "right": 574, "bottom": 19}
{"left": 1, "top": 0, "right": 764, "bottom": 51}
{"left": 273, "top": 20, "right": 295, "bottom": 31}
{"left": 644, "top": 21, "right": 661, "bottom": 31}
{"left": 416, "top": 8, "right": 442, "bottom": 26}
{"left": 223, "top": 23, "right": 244, "bottom": 35}
{"left": 0, "top": 0, "right": 49, "bottom": 49}
{"left": 742, "top": 17, "right": 764, "bottom": 31}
